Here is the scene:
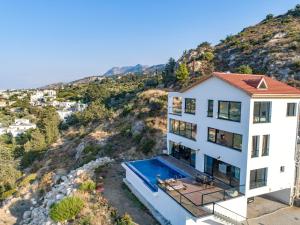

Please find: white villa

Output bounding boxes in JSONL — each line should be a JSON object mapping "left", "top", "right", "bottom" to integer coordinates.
{"left": 123, "top": 72, "right": 300, "bottom": 225}
{"left": 7, "top": 118, "right": 36, "bottom": 137}
{"left": 30, "top": 90, "right": 57, "bottom": 106}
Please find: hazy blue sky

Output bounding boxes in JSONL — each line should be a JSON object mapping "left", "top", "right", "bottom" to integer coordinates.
{"left": 0, "top": 0, "right": 299, "bottom": 89}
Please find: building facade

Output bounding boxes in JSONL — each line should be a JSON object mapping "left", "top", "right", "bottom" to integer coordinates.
{"left": 168, "top": 73, "right": 300, "bottom": 203}
{"left": 123, "top": 72, "right": 300, "bottom": 225}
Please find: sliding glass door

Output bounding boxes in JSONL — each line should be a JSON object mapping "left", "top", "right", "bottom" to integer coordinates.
{"left": 170, "top": 141, "right": 196, "bottom": 168}
{"left": 204, "top": 155, "right": 240, "bottom": 187}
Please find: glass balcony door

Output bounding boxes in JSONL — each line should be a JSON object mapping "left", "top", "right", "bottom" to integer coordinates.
{"left": 204, "top": 155, "right": 240, "bottom": 187}
{"left": 170, "top": 141, "right": 196, "bottom": 168}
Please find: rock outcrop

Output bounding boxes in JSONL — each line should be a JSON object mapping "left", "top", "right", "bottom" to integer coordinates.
{"left": 1, "top": 157, "right": 113, "bottom": 225}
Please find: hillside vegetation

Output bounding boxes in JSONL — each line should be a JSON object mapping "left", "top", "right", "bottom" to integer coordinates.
{"left": 178, "top": 5, "right": 300, "bottom": 83}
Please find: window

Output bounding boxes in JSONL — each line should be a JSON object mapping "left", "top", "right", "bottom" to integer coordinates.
{"left": 172, "top": 97, "right": 182, "bottom": 115}
{"left": 207, "top": 100, "right": 214, "bottom": 117}
{"left": 262, "top": 135, "right": 270, "bottom": 156}
{"left": 218, "top": 101, "right": 241, "bottom": 122}
{"left": 233, "top": 134, "right": 243, "bottom": 150}
{"left": 208, "top": 128, "right": 216, "bottom": 142}
{"left": 251, "top": 136, "right": 260, "bottom": 158}
{"left": 207, "top": 127, "right": 242, "bottom": 151}
{"left": 280, "top": 166, "right": 285, "bottom": 173}
{"left": 169, "top": 119, "right": 197, "bottom": 140}
{"left": 185, "top": 98, "right": 196, "bottom": 114}
{"left": 250, "top": 168, "right": 268, "bottom": 189}
{"left": 253, "top": 102, "right": 271, "bottom": 123}
{"left": 287, "top": 103, "right": 296, "bottom": 116}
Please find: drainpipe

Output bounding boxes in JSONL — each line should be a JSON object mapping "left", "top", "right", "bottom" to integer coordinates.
{"left": 292, "top": 102, "right": 300, "bottom": 205}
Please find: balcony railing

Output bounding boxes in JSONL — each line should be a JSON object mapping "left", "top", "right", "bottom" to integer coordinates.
{"left": 158, "top": 181, "right": 248, "bottom": 224}
{"left": 157, "top": 178, "right": 245, "bottom": 217}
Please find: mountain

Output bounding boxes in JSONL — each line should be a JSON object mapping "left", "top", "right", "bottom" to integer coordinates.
{"left": 178, "top": 5, "right": 300, "bottom": 81}
{"left": 104, "top": 64, "right": 165, "bottom": 76}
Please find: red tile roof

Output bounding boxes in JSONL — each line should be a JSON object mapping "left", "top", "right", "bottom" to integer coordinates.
{"left": 181, "top": 72, "right": 300, "bottom": 98}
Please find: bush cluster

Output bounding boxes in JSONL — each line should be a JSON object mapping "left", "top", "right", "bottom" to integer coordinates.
{"left": 49, "top": 196, "right": 84, "bottom": 222}
{"left": 79, "top": 180, "right": 96, "bottom": 192}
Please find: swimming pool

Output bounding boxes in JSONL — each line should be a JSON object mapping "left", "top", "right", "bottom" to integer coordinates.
{"left": 126, "top": 158, "right": 187, "bottom": 192}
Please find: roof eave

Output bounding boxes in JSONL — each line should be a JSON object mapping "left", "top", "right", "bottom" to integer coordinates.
{"left": 251, "top": 94, "right": 300, "bottom": 99}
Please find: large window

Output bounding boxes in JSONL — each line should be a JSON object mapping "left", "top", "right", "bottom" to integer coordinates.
{"left": 287, "top": 103, "right": 296, "bottom": 116}
{"left": 262, "top": 135, "right": 270, "bottom": 156}
{"left": 253, "top": 102, "right": 271, "bottom": 123}
{"left": 185, "top": 98, "right": 196, "bottom": 114}
{"left": 170, "top": 141, "right": 196, "bottom": 167}
{"left": 204, "top": 155, "right": 240, "bottom": 187}
{"left": 172, "top": 97, "right": 182, "bottom": 115}
{"left": 218, "top": 101, "right": 241, "bottom": 122}
{"left": 250, "top": 168, "right": 268, "bottom": 189}
{"left": 251, "top": 136, "right": 260, "bottom": 158}
{"left": 207, "top": 127, "right": 242, "bottom": 151}
{"left": 207, "top": 100, "right": 214, "bottom": 117}
{"left": 170, "top": 119, "right": 197, "bottom": 140}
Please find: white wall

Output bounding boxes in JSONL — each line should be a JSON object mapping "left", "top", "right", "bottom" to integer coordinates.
{"left": 246, "top": 98, "right": 299, "bottom": 200}
{"left": 168, "top": 77, "right": 251, "bottom": 188}
{"left": 123, "top": 163, "right": 200, "bottom": 225}
{"left": 167, "top": 77, "right": 299, "bottom": 204}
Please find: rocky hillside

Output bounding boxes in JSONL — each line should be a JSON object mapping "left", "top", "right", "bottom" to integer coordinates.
{"left": 104, "top": 64, "right": 165, "bottom": 76}
{"left": 178, "top": 5, "right": 300, "bottom": 81}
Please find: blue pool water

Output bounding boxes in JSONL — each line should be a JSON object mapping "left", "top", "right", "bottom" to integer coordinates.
{"left": 126, "top": 158, "right": 187, "bottom": 192}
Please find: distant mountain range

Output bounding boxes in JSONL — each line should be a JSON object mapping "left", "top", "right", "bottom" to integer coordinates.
{"left": 104, "top": 64, "right": 165, "bottom": 76}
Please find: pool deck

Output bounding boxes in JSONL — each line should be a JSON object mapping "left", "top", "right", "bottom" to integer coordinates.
{"left": 157, "top": 155, "right": 244, "bottom": 217}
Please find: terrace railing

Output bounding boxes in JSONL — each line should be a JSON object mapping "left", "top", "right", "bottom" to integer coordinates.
{"left": 157, "top": 179, "right": 246, "bottom": 220}
{"left": 157, "top": 182, "right": 211, "bottom": 218}
{"left": 210, "top": 202, "right": 249, "bottom": 225}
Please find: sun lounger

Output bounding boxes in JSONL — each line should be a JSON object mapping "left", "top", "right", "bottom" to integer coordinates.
{"left": 166, "top": 182, "right": 185, "bottom": 191}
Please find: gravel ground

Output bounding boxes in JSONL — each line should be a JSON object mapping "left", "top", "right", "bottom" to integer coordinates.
{"left": 103, "top": 162, "right": 159, "bottom": 225}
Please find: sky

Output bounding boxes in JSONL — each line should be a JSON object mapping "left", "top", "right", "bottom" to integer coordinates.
{"left": 0, "top": 0, "right": 299, "bottom": 89}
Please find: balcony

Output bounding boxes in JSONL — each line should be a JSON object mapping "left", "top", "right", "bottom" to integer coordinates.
{"left": 157, "top": 155, "right": 246, "bottom": 218}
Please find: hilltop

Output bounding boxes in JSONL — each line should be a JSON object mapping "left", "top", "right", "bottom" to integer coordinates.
{"left": 104, "top": 64, "right": 165, "bottom": 76}
{"left": 178, "top": 5, "right": 300, "bottom": 81}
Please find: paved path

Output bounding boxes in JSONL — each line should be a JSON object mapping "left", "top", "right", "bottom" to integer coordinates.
{"left": 248, "top": 207, "right": 300, "bottom": 225}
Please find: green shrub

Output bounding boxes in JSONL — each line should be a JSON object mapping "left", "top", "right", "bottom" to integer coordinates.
{"left": 19, "top": 173, "right": 37, "bottom": 187}
{"left": 236, "top": 65, "right": 253, "bottom": 74}
{"left": 21, "top": 151, "right": 43, "bottom": 169}
{"left": 202, "top": 51, "right": 214, "bottom": 61}
{"left": 117, "top": 213, "right": 134, "bottom": 225}
{"left": 79, "top": 180, "right": 96, "bottom": 192}
{"left": 0, "top": 188, "right": 16, "bottom": 200}
{"left": 82, "top": 145, "right": 100, "bottom": 154}
{"left": 138, "top": 139, "right": 156, "bottom": 154}
{"left": 49, "top": 196, "right": 84, "bottom": 222}
{"left": 78, "top": 216, "right": 92, "bottom": 225}
{"left": 133, "top": 133, "right": 142, "bottom": 144}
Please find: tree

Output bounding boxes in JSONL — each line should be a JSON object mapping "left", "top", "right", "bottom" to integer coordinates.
{"left": 38, "top": 107, "right": 60, "bottom": 145}
{"left": 236, "top": 65, "right": 253, "bottom": 74}
{"left": 162, "top": 58, "right": 176, "bottom": 86}
{"left": 24, "top": 129, "right": 46, "bottom": 152}
{"left": 175, "top": 63, "right": 189, "bottom": 83}
{"left": 265, "top": 14, "right": 274, "bottom": 20}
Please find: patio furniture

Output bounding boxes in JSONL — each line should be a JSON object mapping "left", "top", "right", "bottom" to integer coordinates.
{"left": 165, "top": 178, "right": 176, "bottom": 184}
{"left": 225, "top": 189, "right": 239, "bottom": 197}
{"left": 165, "top": 181, "right": 186, "bottom": 191}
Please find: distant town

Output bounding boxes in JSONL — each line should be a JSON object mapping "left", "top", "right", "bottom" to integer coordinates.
{"left": 0, "top": 89, "right": 87, "bottom": 137}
